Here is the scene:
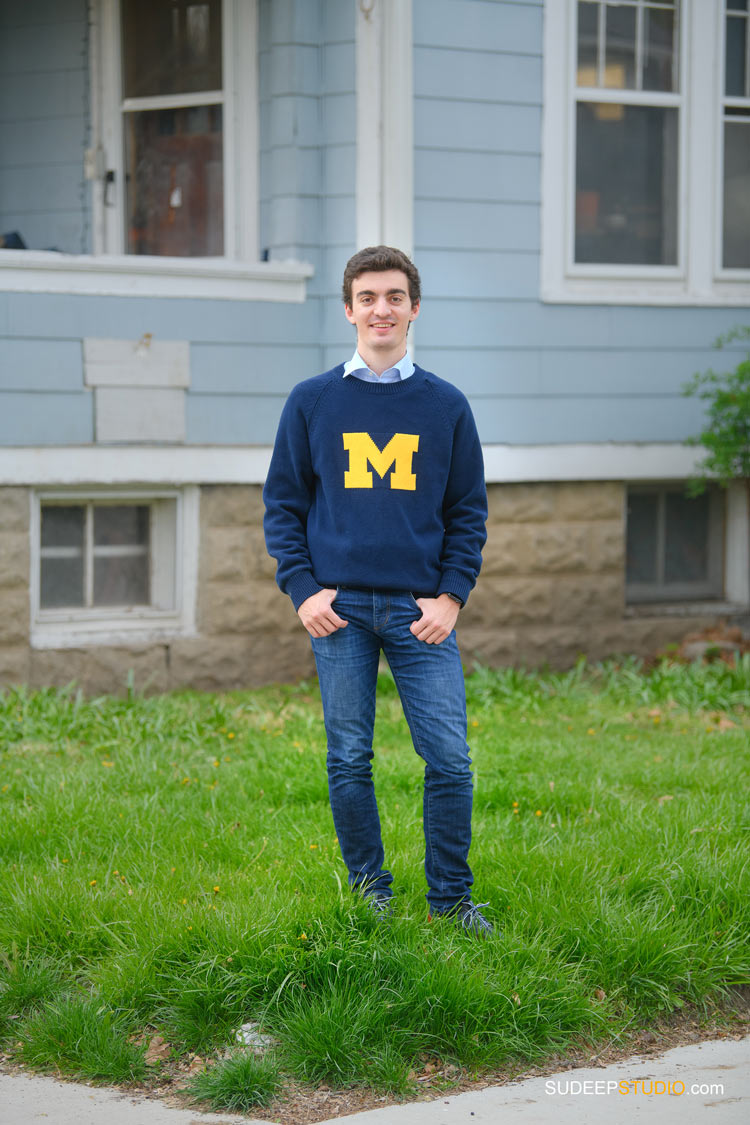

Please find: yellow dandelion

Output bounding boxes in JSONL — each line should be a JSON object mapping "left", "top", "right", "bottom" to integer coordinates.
{"left": 227, "top": 732, "right": 235, "bottom": 739}
{"left": 512, "top": 808, "right": 519, "bottom": 815}
{"left": 171, "top": 866, "right": 176, "bottom": 873}
{"left": 535, "top": 809, "right": 542, "bottom": 817}
{"left": 182, "top": 777, "right": 191, "bottom": 785}
{"left": 62, "top": 858, "right": 69, "bottom": 864}
{"left": 587, "top": 728, "right": 596, "bottom": 736}
{"left": 224, "top": 756, "right": 232, "bottom": 762}
{"left": 299, "top": 933, "right": 308, "bottom": 941}
{"left": 1, "top": 785, "right": 8, "bottom": 793}
{"left": 113, "top": 869, "right": 119, "bottom": 876}
{"left": 181, "top": 897, "right": 188, "bottom": 904}
{"left": 471, "top": 719, "right": 479, "bottom": 727}
{"left": 213, "top": 759, "right": 220, "bottom": 768}
{"left": 187, "top": 925, "right": 193, "bottom": 931}
{"left": 512, "top": 801, "right": 519, "bottom": 807}
{"left": 213, "top": 885, "right": 220, "bottom": 893}
{"left": 309, "top": 844, "right": 318, "bottom": 850}
{"left": 89, "top": 879, "right": 97, "bottom": 886}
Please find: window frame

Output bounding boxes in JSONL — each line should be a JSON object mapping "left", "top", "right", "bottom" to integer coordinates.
{"left": 717, "top": 1, "right": 750, "bottom": 276}
{"left": 94, "top": 0, "right": 253, "bottom": 261}
{"left": 30, "top": 486, "right": 199, "bottom": 649}
{"left": 542, "top": 0, "right": 750, "bottom": 304}
{"left": 625, "top": 481, "right": 726, "bottom": 603}
{"left": 0, "top": 0, "right": 312, "bottom": 301}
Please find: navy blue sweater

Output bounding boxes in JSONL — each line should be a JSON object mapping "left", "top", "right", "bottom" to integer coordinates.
{"left": 263, "top": 364, "right": 487, "bottom": 610}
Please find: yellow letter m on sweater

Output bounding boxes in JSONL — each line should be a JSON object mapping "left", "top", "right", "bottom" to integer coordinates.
{"left": 343, "top": 432, "right": 419, "bottom": 490}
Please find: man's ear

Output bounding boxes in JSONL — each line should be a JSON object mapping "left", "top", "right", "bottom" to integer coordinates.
{"left": 409, "top": 301, "right": 420, "bottom": 321}
{"left": 344, "top": 303, "right": 356, "bottom": 325}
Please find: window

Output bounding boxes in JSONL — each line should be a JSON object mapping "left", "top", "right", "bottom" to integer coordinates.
{"left": 120, "top": 0, "right": 224, "bottom": 257}
{"left": 626, "top": 484, "right": 725, "bottom": 601}
{"left": 722, "top": 1, "right": 750, "bottom": 269}
{"left": 31, "top": 489, "right": 198, "bottom": 648}
{"left": 575, "top": 0, "right": 681, "bottom": 267}
{"left": 542, "top": 0, "right": 750, "bottom": 303}
{"left": 0, "top": 0, "right": 313, "bottom": 300}
{"left": 96, "top": 0, "right": 254, "bottom": 259}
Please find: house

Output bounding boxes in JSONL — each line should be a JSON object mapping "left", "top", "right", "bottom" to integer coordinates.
{"left": 0, "top": 0, "right": 748, "bottom": 694}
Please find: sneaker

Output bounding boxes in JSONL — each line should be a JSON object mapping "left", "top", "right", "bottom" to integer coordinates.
{"left": 432, "top": 901, "right": 494, "bottom": 938}
{"left": 362, "top": 891, "right": 394, "bottom": 922}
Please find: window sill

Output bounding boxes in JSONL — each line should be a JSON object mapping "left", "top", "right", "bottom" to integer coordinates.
{"left": 32, "top": 611, "right": 195, "bottom": 650}
{"left": 541, "top": 278, "right": 750, "bottom": 307}
{"left": 625, "top": 601, "right": 749, "bottom": 618}
{"left": 0, "top": 250, "right": 314, "bottom": 303}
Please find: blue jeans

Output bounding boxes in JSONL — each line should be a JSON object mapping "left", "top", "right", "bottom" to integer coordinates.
{"left": 311, "top": 587, "right": 474, "bottom": 913}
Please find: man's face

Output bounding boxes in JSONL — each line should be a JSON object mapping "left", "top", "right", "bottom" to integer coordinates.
{"left": 344, "top": 269, "right": 420, "bottom": 357}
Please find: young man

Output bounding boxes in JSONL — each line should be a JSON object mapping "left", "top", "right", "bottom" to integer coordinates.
{"left": 263, "top": 246, "right": 491, "bottom": 935}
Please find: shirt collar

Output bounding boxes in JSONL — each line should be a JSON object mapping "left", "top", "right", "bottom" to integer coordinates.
{"left": 342, "top": 350, "right": 415, "bottom": 380}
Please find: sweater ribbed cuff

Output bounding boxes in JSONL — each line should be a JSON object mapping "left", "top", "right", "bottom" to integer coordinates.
{"left": 286, "top": 571, "right": 324, "bottom": 612}
{"left": 436, "top": 570, "right": 474, "bottom": 608}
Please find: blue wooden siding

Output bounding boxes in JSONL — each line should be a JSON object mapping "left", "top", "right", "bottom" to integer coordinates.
{"left": 0, "top": 0, "right": 89, "bottom": 255}
{"left": 0, "top": 0, "right": 743, "bottom": 452}
{"left": 412, "top": 0, "right": 741, "bottom": 446}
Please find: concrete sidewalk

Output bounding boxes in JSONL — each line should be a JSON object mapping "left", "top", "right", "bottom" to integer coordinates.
{"left": 1, "top": 1036, "right": 748, "bottom": 1125}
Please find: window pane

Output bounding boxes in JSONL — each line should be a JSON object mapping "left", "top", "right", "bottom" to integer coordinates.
{"left": 643, "top": 7, "right": 676, "bottom": 92}
{"left": 723, "top": 121, "right": 750, "bottom": 268}
{"left": 726, "top": 16, "right": 747, "bottom": 96}
{"left": 727, "top": 1, "right": 748, "bottom": 12}
{"left": 94, "top": 506, "right": 149, "bottom": 546}
{"left": 664, "top": 493, "right": 709, "bottom": 584}
{"left": 121, "top": 0, "right": 222, "bottom": 98}
{"left": 41, "top": 506, "right": 84, "bottom": 548}
{"left": 575, "top": 103, "right": 678, "bottom": 265}
{"left": 604, "top": 3, "right": 636, "bottom": 89}
{"left": 626, "top": 493, "right": 658, "bottom": 584}
{"left": 577, "top": 1, "right": 599, "bottom": 87}
{"left": 94, "top": 557, "right": 150, "bottom": 606}
{"left": 125, "top": 106, "right": 224, "bottom": 256}
{"left": 41, "top": 558, "right": 84, "bottom": 608}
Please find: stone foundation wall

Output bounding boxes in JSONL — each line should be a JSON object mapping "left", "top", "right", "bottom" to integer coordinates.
{"left": 0, "top": 482, "right": 728, "bottom": 694}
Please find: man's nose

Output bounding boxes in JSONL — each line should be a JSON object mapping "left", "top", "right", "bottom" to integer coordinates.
{"left": 373, "top": 295, "right": 390, "bottom": 316}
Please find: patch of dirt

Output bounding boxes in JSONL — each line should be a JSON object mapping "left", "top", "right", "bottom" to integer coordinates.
{"left": 655, "top": 622, "right": 750, "bottom": 667}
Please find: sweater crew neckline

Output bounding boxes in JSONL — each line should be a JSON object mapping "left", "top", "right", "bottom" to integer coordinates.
{"left": 338, "top": 364, "right": 425, "bottom": 394}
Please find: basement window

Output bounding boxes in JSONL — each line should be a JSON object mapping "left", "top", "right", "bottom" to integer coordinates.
{"left": 31, "top": 489, "right": 198, "bottom": 647}
{"left": 625, "top": 483, "right": 725, "bottom": 602}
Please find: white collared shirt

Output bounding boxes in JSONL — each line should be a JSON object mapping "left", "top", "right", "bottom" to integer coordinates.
{"left": 342, "top": 350, "right": 415, "bottom": 383}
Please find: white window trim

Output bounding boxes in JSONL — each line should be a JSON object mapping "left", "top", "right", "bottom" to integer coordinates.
{"left": 541, "top": 0, "right": 750, "bottom": 305}
{"left": 30, "top": 486, "right": 199, "bottom": 649}
{"left": 0, "top": 250, "right": 313, "bottom": 301}
{"left": 0, "top": 0, "right": 312, "bottom": 302}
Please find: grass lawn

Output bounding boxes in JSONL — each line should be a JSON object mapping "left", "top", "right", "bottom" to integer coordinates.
{"left": 0, "top": 656, "right": 748, "bottom": 1113}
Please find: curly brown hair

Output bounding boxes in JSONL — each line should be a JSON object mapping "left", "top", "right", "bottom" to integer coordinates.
{"left": 342, "top": 246, "right": 421, "bottom": 308}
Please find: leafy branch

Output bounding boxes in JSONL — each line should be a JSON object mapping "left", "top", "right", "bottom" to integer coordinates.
{"left": 683, "top": 325, "right": 750, "bottom": 495}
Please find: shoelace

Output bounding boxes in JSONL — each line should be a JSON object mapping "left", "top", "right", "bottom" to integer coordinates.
{"left": 461, "top": 901, "right": 491, "bottom": 927}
